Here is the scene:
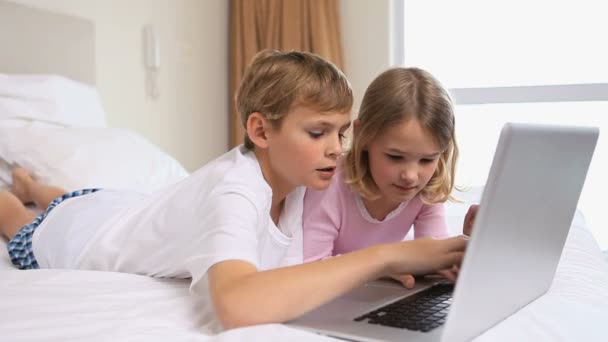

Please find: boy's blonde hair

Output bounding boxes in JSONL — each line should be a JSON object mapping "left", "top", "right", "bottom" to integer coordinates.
{"left": 236, "top": 49, "right": 353, "bottom": 149}
{"left": 343, "top": 67, "right": 459, "bottom": 204}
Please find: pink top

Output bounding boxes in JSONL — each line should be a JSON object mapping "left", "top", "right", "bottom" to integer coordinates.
{"left": 303, "top": 170, "right": 449, "bottom": 262}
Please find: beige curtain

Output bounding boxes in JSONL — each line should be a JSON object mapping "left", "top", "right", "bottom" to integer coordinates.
{"left": 229, "top": 0, "right": 345, "bottom": 147}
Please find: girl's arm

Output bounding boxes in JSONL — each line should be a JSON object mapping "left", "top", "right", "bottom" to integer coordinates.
{"left": 302, "top": 188, "right": 341, "bottom": 262}
{"left": 413, "top": 202, "right": 450, "bottom": 239}
{"left": 208, "top": 235, "right": 466, "bottom": 329}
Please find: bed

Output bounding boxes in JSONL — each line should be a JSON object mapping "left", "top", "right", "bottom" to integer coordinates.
{"left": 1, "top": 1, "right": 607, "bottom": 341}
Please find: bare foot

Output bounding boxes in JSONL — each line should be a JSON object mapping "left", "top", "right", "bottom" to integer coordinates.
{"left": 11, "top": 167, "right": 35, "bottom": 204}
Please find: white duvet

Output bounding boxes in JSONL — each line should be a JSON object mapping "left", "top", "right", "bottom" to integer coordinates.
{"left": 1, "top": 198, "right": 607, "bottom": 341}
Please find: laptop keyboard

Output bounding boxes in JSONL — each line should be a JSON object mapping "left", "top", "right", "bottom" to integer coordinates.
{"left": 353, "top": 282, "right": 454, "bottom": 332}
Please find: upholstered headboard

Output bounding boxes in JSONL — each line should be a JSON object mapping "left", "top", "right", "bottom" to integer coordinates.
{"left": 0, "top": 1, "right": 95, "bottom": 85}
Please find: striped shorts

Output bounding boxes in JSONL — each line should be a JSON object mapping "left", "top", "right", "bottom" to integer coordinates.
{"left": 7, "top": 188, "right": 101, "bottom": 270}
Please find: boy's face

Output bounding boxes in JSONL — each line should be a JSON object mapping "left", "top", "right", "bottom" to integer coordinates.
{"left": 266, "top": 105, "right": 351, "bottom": 191}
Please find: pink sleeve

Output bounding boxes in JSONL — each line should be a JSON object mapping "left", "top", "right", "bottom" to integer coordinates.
{"left": 413, "top": 202, "right": 449, "bottom": 239}
{"left": 302, "top": 187, "right": 341, "bottom": 262}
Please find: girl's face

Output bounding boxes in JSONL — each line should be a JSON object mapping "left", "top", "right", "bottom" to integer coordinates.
{"left": 366, "top": 119, "right": 442, "bottom": 207}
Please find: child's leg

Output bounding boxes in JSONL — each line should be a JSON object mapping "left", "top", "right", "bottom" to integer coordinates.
{"left": 11, "top": 167, "right": 66, "bottom": 210}
{"left": 0, "top": 191, "right": 36, "bottom": 240}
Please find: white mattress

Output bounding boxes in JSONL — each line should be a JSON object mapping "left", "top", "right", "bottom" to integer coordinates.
{"left": 1, "top": 192, "right": 607, "bottom": 341}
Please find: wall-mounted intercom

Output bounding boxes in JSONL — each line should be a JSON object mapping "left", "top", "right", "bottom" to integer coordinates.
{"left": 143, "top": 25, "right": 160, "bottom": 70}
{"left": 143, "top": 25, "right": 160, "bottom": 99}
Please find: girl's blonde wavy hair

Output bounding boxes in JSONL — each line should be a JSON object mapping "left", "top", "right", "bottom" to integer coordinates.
{"left": 236, "top": 49, "right": 353, "bottom": 150}
{"left": 343, "top": 67, "right": 459, "bottom": 204}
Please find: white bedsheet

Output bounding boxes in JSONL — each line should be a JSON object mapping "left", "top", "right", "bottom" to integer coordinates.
{"left": 1, "top": 208, "right": 607, "bottom": 341}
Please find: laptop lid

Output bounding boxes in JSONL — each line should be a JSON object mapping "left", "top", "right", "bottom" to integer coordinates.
{"left": 441, "top": 122, "right": 599, "bottom": 341}
{"left": 290, "top": 123, "right": 598, "bottom": 342}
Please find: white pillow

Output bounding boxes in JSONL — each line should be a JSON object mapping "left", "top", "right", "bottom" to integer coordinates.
{"left": 0, "top": 74, "right": 107, "bottom": 127}
{"left": 0, "top": 126, "right": 188, "bottom": 193}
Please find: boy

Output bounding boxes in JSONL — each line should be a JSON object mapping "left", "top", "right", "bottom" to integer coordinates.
{"left": 1, "top": 50, "right": 467, "bottom": 333}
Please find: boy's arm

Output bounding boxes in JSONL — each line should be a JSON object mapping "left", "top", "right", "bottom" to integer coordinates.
{"left": 208, "top": 236, "right": 466, "bottom": 329}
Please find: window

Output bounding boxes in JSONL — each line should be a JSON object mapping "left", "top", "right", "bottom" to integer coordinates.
{"left": 397, "top": 0, "right": 608, "bottom": 249}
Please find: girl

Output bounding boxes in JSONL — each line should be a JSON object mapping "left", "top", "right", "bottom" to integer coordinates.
{"left": 1, "top": 53, "right": 467, "bottom": 332}
{"left": 303, "top": 67, "right": 475, "bottom": 287}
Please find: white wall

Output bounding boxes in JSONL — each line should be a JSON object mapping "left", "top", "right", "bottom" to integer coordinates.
{"left": 7, "top": 0, "right": 390, "bottom": 171}
{"left": 10, "top": 0, "right": 229, "bottom": 172}
{"left": 340, "top": 0, "right": 393, "bottom": 116}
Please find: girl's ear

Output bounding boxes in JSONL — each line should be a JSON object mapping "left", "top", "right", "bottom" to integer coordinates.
{"left": 246, "top": 112, "right": 270, "bottom": 149}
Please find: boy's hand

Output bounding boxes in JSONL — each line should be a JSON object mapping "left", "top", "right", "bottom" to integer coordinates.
{"left": 383, "top": 236, "right": 467, "bottom": 277}
{"left": 463, "top": 205, "right": 479, "bottom": 237}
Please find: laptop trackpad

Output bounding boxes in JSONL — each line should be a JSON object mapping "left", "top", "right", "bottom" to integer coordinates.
{"left": 341, "top": 285, "right": 406, "bottom": 305}
{"left": 297, "top": 278, "right": 439, "bottom": 322}
{"left": 346, "top": 277, "right": 440, "bottom": 303}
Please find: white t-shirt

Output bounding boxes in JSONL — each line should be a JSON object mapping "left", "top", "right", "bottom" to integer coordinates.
{"left": 32, "top": 145, "right": 305, "bottom": 332}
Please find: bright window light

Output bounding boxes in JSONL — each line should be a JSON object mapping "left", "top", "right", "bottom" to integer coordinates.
{"left": 402, "top": 0, "right": 608, "bottom": 249}
{"left": 404, "top": 0, "right": 608, "bottom": 88}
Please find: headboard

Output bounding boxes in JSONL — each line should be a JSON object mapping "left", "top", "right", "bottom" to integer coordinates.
{"left": 0, "top": 1, "right": 95, "bottom": 85}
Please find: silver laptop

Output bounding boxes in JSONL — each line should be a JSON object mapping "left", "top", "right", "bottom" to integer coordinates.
{"left": 290, "top": 122, "right": 599, "bottom": 342}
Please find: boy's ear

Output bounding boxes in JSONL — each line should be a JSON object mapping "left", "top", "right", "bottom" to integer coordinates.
{"left": 246, "top": 112, "right": 270, "bottom": 149}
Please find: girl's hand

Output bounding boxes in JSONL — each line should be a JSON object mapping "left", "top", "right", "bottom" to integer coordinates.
{"left": 389, "top": 274, "right": 416, "bottom": 289}
{"left": 390, "top": 265, "right": 460, "bottom": 288}
{"left": 437, "top": 265, "right": 460, "bottom": 282}
{"left": 463, "top": 205, "right": 479, "bottom": 237}
{"left": 382, "top": 236, "right": 467, "bottom": 277}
